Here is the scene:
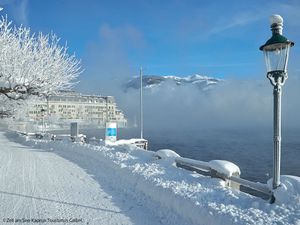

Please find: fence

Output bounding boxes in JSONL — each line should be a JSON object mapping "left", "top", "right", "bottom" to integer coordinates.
{"left": 154, "top": 150, "right": 272, "bottom": 201}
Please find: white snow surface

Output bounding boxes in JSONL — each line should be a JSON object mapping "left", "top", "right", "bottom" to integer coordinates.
{"left": 1, "top": 130, "right": 300, "bottom": 225}
{"left": 155, "top": 149, "right": 181, "bottom": 159}
{"left": 105, "top": 138, "right": 147, "bottom": 146}
{"left": 268, "top": 176, "right": 300, "bottom": 205}
{"left": 209, "top": 160, "right": 241, "bottom": 177}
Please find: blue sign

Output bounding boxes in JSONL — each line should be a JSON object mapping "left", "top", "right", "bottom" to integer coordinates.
{"left": 106, "top": 128, "right": 117, "bottom": 136}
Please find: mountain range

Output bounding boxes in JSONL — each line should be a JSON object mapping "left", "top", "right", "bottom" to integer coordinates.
{"left": 124, "top": 74, "right": 222, "bottom": 91}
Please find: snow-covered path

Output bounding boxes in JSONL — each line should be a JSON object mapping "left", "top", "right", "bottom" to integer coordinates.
{"left": 0, "top": 131, "right": 164, "bottom": 225}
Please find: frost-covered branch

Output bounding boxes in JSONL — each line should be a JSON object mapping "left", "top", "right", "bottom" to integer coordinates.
{"left": 0, "top": 16, "right": 82, "bottom": 102}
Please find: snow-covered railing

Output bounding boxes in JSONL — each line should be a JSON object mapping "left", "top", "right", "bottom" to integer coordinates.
{"left": 19, "top": 131, "right": 272, "bottom": 199}
{"left": 106, "top": 138, "right": 149, "bottom": 150}
{"left": 229, "top": 176, "right": 271, "bottom": 196}
{"left": 154, "top": 149, "right": 272, "bottom": 199}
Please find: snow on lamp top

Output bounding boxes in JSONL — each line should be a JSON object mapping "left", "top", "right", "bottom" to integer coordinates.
{"left": 270, "top": 14, "right": 283, "bottom": 25}
{"left": 270, "top": 14, "right": 283, "bottom": 35}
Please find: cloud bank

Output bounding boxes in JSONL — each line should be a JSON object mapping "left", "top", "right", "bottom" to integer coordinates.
{"left": 77, "top": 62, "right": 300, "bottom": 131}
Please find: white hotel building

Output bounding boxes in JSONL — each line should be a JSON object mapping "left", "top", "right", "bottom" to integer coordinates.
{"left": 27, "top": 91, "right": 127, "bottom": 128}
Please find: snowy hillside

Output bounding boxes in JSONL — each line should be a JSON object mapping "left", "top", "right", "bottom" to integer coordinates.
{"left": 6, "top": 131, "right": 300, "bottom": 225}
{"left": 124, "top": 74, "right": 222, "bottom": 91}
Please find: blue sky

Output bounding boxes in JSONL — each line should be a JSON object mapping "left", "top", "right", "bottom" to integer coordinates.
{"left": 1, "top": 0, "right": 300, "bottom": 80}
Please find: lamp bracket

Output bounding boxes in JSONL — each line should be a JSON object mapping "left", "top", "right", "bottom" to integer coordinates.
{"left": 267, "top": 70, "right": 288, "bottom": 86}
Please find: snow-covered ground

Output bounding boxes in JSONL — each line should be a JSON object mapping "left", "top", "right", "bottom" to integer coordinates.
{"left": 0, "top": 131, "right": 176, "bottom": 225}
{"left": 1, "top": 130, "right": 299, "bottom": 225}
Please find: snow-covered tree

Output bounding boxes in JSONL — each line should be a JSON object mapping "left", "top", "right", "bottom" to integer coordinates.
{"left": 0, "top": 96, "right": 15, "bottom": 117}
{"left": 0, "top": 16, "right": 81, "bottom": 102}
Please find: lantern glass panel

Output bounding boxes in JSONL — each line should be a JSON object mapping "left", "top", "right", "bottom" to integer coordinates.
{"left": 263, "top": 43, "right": 291, "bottom": 72}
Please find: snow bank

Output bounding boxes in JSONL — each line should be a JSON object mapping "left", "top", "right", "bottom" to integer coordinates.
{"left": 105, "top": 138, "right": 147, "bottom": 146}
{"left": 268, "top": 175, "right": 300, "bottom": 205}
{"left": 11, "top": 132, "right": 300, "bottom": 225}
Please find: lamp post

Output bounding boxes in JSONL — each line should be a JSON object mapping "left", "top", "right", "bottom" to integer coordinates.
{"left": 140, "top": 67, "right": 144, "bottom": 139}
{"left": 259, "top": 15, "right": 294, "bottom": 190}
{"left": 41, "top": 108, "right": 46, "bottom": 133}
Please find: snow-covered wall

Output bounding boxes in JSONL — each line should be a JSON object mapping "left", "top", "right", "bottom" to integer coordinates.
{"left": 11, "top": 133, "right": 300, "bottom": 225}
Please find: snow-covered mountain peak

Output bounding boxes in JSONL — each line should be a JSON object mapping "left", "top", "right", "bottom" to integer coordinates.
{"left": 124, "top": 74, "right": 222, "bottom": 91}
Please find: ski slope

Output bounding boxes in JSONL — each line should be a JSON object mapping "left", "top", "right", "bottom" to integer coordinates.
{"left": 0, "top": 130, "right": 173, "bottom": 225}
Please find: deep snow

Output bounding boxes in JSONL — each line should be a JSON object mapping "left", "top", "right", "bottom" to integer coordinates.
{"left": 1, "top": 130, "right": 300, "bottom": 225}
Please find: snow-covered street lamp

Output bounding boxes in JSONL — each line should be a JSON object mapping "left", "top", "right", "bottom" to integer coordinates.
{"left": 259, "top": 15, "right": 294, "bottom": 190}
